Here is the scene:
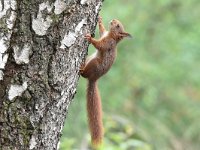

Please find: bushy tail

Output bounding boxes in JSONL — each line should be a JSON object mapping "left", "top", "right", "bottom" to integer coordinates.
{"left": 87, "top": 80, "right": 103, "bottom": 147}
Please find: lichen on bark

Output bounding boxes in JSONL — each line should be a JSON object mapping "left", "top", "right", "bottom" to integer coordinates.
{"left": 0, "top": 0, "right": 102, "bottom": 149}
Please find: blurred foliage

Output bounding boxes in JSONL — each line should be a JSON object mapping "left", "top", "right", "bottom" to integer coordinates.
{"left": 60, "top": 0, "right": 200, "bottom": 149}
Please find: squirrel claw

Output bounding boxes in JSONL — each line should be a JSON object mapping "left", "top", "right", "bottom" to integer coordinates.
{"left": 79, "top": 69, "right": 84, "bottom": 75}
{"left": 79, "top": 62, "right": 85, "bottom": 75}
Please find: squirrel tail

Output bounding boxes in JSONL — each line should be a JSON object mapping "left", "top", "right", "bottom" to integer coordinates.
{"left": 87, "top": 80, "right": 103, "bottom": 147}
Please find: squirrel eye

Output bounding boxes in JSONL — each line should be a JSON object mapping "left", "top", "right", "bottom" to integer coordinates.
{"left": 116, "top": 24, "right": 120, "bottom": 28}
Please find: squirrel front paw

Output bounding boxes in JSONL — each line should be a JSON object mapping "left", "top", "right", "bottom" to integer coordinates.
{"left": 84, "top": 34, "right": 92, "bottom": 42}
{"left": 98, "top": 16, "right": 103, "bottom": 24}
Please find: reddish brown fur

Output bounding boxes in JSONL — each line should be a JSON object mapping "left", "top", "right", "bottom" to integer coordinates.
{"left": 87, "top": 80, "right": 103, "bottom": 146}
{"left": 80, "top": 17, "right": 131, "bottom": 147}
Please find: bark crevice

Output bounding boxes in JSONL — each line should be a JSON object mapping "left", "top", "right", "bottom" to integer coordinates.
{"left": 0, "top": 0, "right": 102, "bottom": 149}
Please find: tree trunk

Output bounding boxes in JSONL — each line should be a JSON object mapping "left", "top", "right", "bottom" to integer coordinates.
{"left": 0, "top": 0, "right": 102, "bottom": 149}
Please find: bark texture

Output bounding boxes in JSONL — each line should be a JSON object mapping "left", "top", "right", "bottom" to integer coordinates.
{"left": 0, "top": 0, "right": 102, "bottom": 149}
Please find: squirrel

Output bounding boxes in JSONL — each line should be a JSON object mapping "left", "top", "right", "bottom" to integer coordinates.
{"left": 80, "top": 16, "right": 131, "bottom": 147}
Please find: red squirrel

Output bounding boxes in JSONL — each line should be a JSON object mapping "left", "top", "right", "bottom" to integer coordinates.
{"left": 80, "top": 16, "right": 131, "bottom": 147}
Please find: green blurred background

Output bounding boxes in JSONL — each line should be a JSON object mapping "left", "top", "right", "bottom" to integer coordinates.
{"left": 60, "top": 0, "right": 200, "bottom": 149}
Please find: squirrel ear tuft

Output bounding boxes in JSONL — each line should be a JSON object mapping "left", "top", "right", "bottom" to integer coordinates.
{"left": 119, "top": 32, "right": 132, "bottom": 38}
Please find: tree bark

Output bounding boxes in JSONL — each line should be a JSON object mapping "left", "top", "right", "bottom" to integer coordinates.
{"left": 0, "top": 0, "right": 102, "bottom": 149}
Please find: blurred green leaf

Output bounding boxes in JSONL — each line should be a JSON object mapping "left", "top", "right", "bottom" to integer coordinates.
{"left": 60, "top": 0, "right": 200, "bottom": 149}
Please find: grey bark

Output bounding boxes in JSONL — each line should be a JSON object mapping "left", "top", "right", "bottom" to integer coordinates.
{"left": 0, "top": 0, "right": 102, "bottom": 149}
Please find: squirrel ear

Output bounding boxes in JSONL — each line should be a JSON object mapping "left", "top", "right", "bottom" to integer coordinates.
{"left": 119, "top": 32, "right": 132, "bottom": 38}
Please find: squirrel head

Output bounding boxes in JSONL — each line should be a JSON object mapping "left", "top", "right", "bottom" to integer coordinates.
{"left": 109, "top": 19, "right": 132, "bottom": 41}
